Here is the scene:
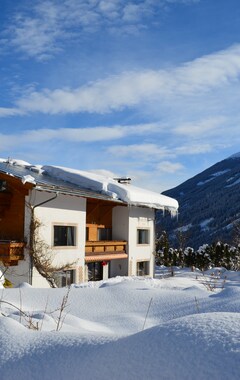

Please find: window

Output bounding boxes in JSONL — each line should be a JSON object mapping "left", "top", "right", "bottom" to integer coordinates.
{"left": 137, "top": 261, "right": 149, "bottom": 276}
{"left": 137, "top": 229, "right": 150, "bottom": 244}
{"left": 86, "top": 227, "right": 89, "bottom": 241}
{"left": 0, "top": 180, "right": 7, "bottom": 192}
{"left": 54, "top": 225, "right": 76, "bottom": 246}
{"left": 53, "top": 270, "right": 74, "bottom": 287}
{"left": 87, "top": 262, "right": 103, "bottom": 281}
{"left": 97, "top": 228, "right": 112, "bottom": 241}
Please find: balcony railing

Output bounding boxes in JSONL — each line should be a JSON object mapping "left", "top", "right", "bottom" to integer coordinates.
{"left": 85, "top": 240, "right": 127, "bottom": 262}
{"left": 85, "top": 240, "right": 127, "bottom": 254}
{"left": 0, "top": 241, "right": 25, "bottom": 266}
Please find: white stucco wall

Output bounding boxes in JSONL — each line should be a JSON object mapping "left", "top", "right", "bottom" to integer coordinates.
{"left": 112, "top": 205, "right": 129, "bottom": 241}
{"left": 128, "top": 206, "right": 155, "bottom": 277}
{"left": 111, "top": 205, "right": 129, "bottom": 277}
{"left": 25, "top": 190, "right": 87, "bottom": 287}
{"left": 112, "top": 205, "right": 155, "bottom": 277}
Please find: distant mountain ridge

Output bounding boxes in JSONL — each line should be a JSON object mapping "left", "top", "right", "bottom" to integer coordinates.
{"left": 159, "top": 154, "right": 240, "bottom": 249}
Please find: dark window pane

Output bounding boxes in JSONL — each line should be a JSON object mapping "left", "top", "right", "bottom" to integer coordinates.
{"left": 137, "top": 261, "right": 149, "bottom": 276}
{"left": 54, "top": 226, "right": 75, "bottom": 246}
{"left": 53, "top": 270, "right": 74, "bottom": 287}
{"left": 137, "top": 229, "right": 149, "bottom": 244}
{"left": 88, "top": 262, "right": 103, "bottom": 281}
{"left": 86, "top": 227, "right": 89, "bottom": 241}
{"left": 97, "top": 228, "right": 112, "bottom": 241}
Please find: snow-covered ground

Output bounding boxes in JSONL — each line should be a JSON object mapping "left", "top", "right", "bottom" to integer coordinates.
{"left": 0, "top": 268, "right": 239, "bottom": 380}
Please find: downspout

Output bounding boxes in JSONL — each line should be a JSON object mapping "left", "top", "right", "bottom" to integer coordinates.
{"left": 29, "top": 192, "right": 58, "bottom": 285}
{"left": 153, "top": 208, "right": 158, "bottom": 278}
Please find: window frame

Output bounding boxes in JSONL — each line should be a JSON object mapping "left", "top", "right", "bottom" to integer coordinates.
{"left": 136, "top": 261, "right": 150, "bottom": 276}
{"left": 53, "top": 224, "right": 77, "bottom": 248}
{"left": 97, "top": 227, "right": 112, "bottom": 241}
{"left": 137, "top": 228, "right": 150, "bottom": 245}
{"left": 53, "top": 269, "right": 75, "bottom": 287}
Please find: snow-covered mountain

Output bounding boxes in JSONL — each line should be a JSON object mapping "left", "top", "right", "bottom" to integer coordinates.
{"left": 159, "top": 153, "right": 240, "bottom": 249}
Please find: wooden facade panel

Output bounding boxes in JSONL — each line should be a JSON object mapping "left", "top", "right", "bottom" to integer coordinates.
{"left": 0, "top": 192, "right": 25, "bottom": 240}
{"left": 86, "top": 199, "right": 117, "bottom": 242}
{"left": 86, "top": 195, "right": 127, "bottom": 244}
{"left": 86, "top": 199, "right": 117, "bottom": 227}
{"left": 86, "top": 224, "right": 98, "bottom": 241}
{"left": 0, "top": 173, "right": 32, "bottom": 193}
{"left": 0, "top": 174, "right": 29, "bottom": 241}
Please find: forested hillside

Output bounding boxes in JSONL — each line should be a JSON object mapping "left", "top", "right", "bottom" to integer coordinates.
{"left": 158, "top": 153, "right": 240, "bottom": 249}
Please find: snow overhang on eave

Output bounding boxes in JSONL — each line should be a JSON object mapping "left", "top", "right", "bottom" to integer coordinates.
{"left": 126, "top": 202, "right": 179, "bottom": 217}
{"left": 108, "top": 183, "right": 179, "bottom": 216}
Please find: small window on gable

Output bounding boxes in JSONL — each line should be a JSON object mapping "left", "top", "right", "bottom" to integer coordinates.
{"left": 54, "top": 225, "right": 76, "bottom": 246}
{"left": 137, "top": 229, "right": 150, "bottom": 245}
{"left": 0, "top": 180, "right": 7, "bottom": 192}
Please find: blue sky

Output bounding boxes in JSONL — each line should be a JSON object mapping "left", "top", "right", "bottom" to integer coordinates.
{"left": 1, "top": 0, "right": 240, "bottom": 192}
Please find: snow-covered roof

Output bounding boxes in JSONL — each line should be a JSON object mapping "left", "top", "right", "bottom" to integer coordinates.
{"left": 0, "top": 158, "right": 178, "bottom": 214}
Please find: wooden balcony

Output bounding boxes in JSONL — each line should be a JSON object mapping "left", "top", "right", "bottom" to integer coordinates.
{"left": 85, "top": 240, "right": 128, "bottom": 262}
{"left": 0, "top": 241, "right": 25, "bottom": 266}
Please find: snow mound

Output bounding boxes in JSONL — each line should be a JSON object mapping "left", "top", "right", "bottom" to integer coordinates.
{"left": 1, "top": 271, "right": 240, "bottom": 379}
{"left": 0, "top": 313, "right": 239, "bottom": 380}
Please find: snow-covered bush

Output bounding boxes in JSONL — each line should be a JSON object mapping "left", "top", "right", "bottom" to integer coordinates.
{"left": 155, "top": 233, "right": 240, "bottom": 270}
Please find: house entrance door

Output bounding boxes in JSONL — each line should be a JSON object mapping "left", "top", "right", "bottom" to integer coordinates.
{"left": 87, "top": 262, "right": 103, "bottom": 281}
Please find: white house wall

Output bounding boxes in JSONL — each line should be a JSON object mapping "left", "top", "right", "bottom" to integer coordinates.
{"left": 26, "top": 190, "right": 86, "bottom": 287}
{"left": 128, "top": 206, "right": 155, "bottom": 277}
{"left": 111, "top": 206, "right": 129, "bottom": 277}
{"left": 112, "top": 205, "right": 155, "bottom": 278}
